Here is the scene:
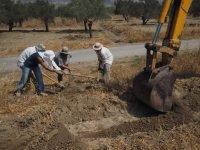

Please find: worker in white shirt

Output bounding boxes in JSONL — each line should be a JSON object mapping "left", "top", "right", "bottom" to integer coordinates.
{"left": 93, "top": 42, "right": 113, "bottom": 83}
{"left": 16, "top": 44, "right": 46, "bottom": 91}
{"left": 43, "top": 50, "right": 61, "bottom": 71}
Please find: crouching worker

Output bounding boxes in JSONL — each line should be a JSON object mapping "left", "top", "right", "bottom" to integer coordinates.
{"left": 54, "top": 47, "right": 72, "bottom": 85}
{"left": 93, "top": 42, "right": 113, "bottom": 83}
{"left": 14, "top": 50, "right": 63, "bottom": 96}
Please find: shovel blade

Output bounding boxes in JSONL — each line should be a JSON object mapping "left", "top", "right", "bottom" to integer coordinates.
{"left": 133, "top": 66, "right": 176, "bottom": 112}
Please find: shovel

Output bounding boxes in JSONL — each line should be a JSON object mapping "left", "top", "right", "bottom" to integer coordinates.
{"left": 63, "top": 71, "right": 96, "bottom": 80}
{"left": 97, "top": 70, "right": 100, "bottom": 82}
{"left": 42, "top": 72, "right": 65, "bottom": 88}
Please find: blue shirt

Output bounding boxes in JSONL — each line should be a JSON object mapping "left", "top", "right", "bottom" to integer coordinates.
{"left": 24, "top": 52, "right": 42, "bottom": 67}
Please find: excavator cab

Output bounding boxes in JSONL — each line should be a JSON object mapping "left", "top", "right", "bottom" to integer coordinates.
{"left": 133, "top": 0, "right": 192, "bottom": 112}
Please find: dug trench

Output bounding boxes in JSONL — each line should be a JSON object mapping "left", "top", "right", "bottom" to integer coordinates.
{"left": 0, "top": 73, "right": 200, "bottom": 149}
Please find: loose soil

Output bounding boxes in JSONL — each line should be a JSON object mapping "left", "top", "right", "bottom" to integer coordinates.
{"left": 0, "top": 62, "right": 200, "bottom": 149}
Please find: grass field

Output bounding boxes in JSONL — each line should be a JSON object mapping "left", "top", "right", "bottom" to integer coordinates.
{"left": 0, "top": 16, "right": 200, "bottom": 57}
{"left": 0, "top": 16, "right": 200, "bottom": 149}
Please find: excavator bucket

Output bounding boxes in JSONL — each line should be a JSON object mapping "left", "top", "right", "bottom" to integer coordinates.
{"left": 133, "top": 65, "right": 176, "bottom": 112}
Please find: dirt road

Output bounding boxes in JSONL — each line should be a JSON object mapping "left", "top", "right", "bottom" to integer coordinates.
{"left": 0, "top": 39, "right": 199, "bottom": 72}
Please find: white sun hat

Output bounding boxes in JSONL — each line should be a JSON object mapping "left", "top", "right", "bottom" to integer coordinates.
{"left": 36, "top": 44, "right": 46, "bottom": 51}
{"left": 93, "top": 42, "right": 103, "bottom": 51}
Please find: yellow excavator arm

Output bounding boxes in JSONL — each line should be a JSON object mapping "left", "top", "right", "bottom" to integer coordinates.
{"left": 162, "top": 0, "right": 193, "bottom": 50}
{"left": 133, "top": 0, "right": 193, "bottom": 112}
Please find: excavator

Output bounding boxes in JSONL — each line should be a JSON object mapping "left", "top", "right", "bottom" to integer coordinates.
{"left": 133, "top": 0, "right": 193, "bottom": 112}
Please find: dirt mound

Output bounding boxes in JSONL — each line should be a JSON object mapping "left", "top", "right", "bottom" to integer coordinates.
{"left": 0, "top": 72, "right": 200, "bottom": 149}
{"left": 85, "top": 109, "right": 194, "bottom": 138}
{"left": 44, "top": 124, "right": 87, "bottom": 150}
{"left": 84, "top": 77, "right": 200, "bottom": 139}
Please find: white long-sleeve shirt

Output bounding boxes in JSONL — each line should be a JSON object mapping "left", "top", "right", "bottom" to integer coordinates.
{"left": 96, "top": 47, "right": 113, "bottom": 65}
{"left": 43, "top": 50, "right": 61, "bottom": 70}
{"left": 17, "top": 46, "right": 37, "bottom": 68}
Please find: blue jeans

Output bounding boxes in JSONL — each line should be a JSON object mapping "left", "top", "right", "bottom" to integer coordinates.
{"left": 17, "top": 66, "right": 44, "bottom": 92}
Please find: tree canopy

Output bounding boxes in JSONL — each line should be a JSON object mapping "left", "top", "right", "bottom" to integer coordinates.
{"left": 69, "top": 0, "right": 110, "bottom": 22}
{"left": 28, "top": 0, "right": 56, "bottom": 32}
{"left": 190, "top": 0, "right": 200, "bottom": 17}
{"left": 114, "top": 0, "right": 162, "bottom": 24}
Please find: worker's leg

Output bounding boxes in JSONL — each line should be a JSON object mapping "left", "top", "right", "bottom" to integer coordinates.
{"left": 29, "top": 71, "right": 37, "bottom": 89}
{"left": 103, "top": 63, "right": 111, "bottom": 84}
{"left": 23, "top": 71, "right": 34, "bottom": 91}
{"left": 15, "top": 66, "right": 31, "bottom": 94}
{"left": 32, "top": 66, "right": 44, "bottom": 94}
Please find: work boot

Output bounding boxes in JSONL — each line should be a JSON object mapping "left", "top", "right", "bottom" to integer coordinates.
{"left": 38, "top": 92, "right": 48, "bottom": 96}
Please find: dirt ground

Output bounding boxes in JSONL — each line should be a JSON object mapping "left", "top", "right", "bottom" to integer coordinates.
{"left": 0, "top": 17, "right": 200, "bottom": 150}
{"left": 0, "top": 59, "right": 199, "bottom": 150}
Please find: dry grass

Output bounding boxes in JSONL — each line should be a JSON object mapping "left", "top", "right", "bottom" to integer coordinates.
{"left": 173, "top": 49, "right": 200, "bottom": 78}
{"left": 0, "top": 17, "right": 200, "bottom": 57}
{"left": 108, "top": 57, "right": 145, "bottom": 90}
{"left": 109, "top": 48, "right": 200, "bottom": 91}
{"left": 101, "top": 17, "right": 200, "bottom": 43}
{"left": 0, "top": 48, "right": 199, "bottom": 149}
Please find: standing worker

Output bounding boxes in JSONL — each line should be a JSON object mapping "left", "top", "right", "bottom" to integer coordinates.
{"left": 54, "top": 47, "right": 72, "bottom": 86}
{"left": 93, "top": 42, "right": 113, "bottom": 83}
{"left": 14, "top": 48, "right": 63, "bottom": 96}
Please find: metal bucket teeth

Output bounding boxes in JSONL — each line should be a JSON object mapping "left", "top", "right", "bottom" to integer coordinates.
{"left": 133, "top": 66, "right": 176, "bottom": 112}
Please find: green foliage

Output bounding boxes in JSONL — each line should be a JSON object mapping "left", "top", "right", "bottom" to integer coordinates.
{"left": 69, "top": 0, "right": 110, "bottom": 22}
{"left": 139, "top": 0, "right": 161, "bottom": 19}
{"left": 56, "top": 4, "right": 73, "bottom": 18}
{"left": 114, "top": 0, "right": 132, "bottom": 16}
{"left": 28, "top": 0, "right": 56, "bottom": 31}
{"left": 29, "top": 0, "right": 55, "bottom": 22}
{"left": 0, "top": 0, "right": 15, "bottom": 23}
{"left": 0, "top": 3, "right": 7, "bottom": 23}
{"left": 190, "top": 0, "right": 200, "bottom": 17}
{"left": 114, "top": 0, "right": 161, "bottom": 20}
{"left": 14, "top": 1, "right": 29, "bottom": 26}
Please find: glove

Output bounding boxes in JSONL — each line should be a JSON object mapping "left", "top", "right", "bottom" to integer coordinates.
{"left": 55, "top": 70, "right": 63, "bottom": 75}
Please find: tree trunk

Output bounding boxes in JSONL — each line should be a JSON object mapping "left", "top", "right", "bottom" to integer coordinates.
{"left": 19, "top": 19, "right": 23, "bottom": 27}
{"left": 141, "top": 16, "right": 149, "bottom": 25}
{"left": 84, "top": 19, "right": 88, "bottom": 31}
{"left": 8, "top": 21, "right": 14, "bottom": 32}
{"left": 44, "top": 20, "right": 49, "bottom": 32}
{"left": 123, "top": 14, "right": 129, "bottom": 22}
{"left": 88, "top": 20, "right": 93, "bottom": 38}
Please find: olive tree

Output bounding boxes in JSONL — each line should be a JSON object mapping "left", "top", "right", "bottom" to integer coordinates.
{"left": 190, "top": 0, "right": 200, "bottom": 17}
{"left": 139, "top": 0, "right": 161, "bottom": 25}
{"left": 114, "top": 0, "right": 133, "bottom": 22}
{"left": 69, "top": 0, "right": 110, "bottom": 38}
{"left": 0, "top": 0, "right": 16, "bottom": 31}
{"left": 29, "top": 0, "right": 56, "bottom": 32}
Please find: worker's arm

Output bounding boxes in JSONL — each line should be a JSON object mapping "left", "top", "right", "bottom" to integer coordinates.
{"left": 59, "top": 64, "right": 71, "bottom": 72}
{"left": 38, "top": 57, "right": 63, "bottom": 74}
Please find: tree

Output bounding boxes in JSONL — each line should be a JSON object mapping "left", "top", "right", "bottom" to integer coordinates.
{"left": 69, "top": 0, "right": 110, "bottom": 38}
{"left": 56, "top": 4, "right": 73, "bottom": 18}
{"left": 114, "top": 0, "right": 133, "bottom": 22}
{"left": 139, "top": 0, "right": 161, "bottom": 25}
{"left": 29, "top": 0, "right": 56, "bottom": 32}
{"left": 0, "top": 0, "right": 16, "bottom": 31}
{"left": 114, "top": 0, "right": 161, "bottom": 25}
{"left": 0, "top": 3, "right": 6, "bottom": 25}
{"left": 190, "top": 0, "right": 200, "bottom": 17}
{"left": 15, "top": 1, "right": 29, "bottom": 27}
